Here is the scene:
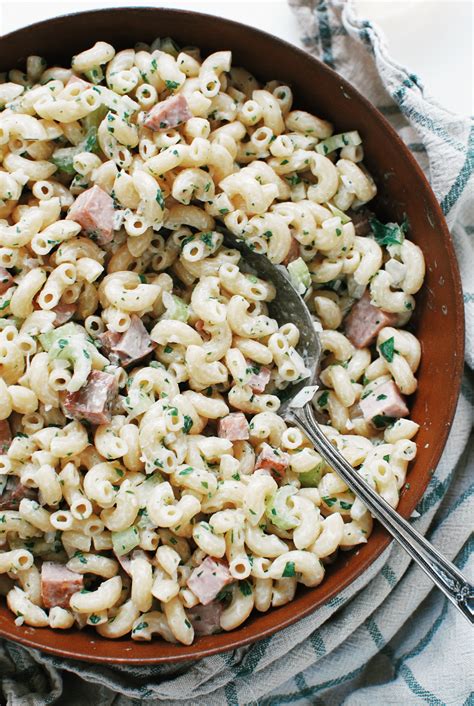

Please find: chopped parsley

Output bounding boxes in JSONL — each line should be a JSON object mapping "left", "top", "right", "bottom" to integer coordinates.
{"left": 318, "top": 391, "right": 329, "bottom": 407}
{"left": 282, "top": 561, "right": 296, "bottom": 577}
{"left": 165, "top": 80, "right": 180, "bottom": 92}
{"left": 239, "top": 580, "right": 252, "bottom": 596}
{"left": 183, "top": 415, "right": 193, "bottom": 434}
{"left": 369, "top": 216, "right": 408, "bottom": 246}
{"left": 379, "top": 336, "right": 396, "bottom": 363}
{"left": 372, "top": 414, "right": 396, "bottom": 429}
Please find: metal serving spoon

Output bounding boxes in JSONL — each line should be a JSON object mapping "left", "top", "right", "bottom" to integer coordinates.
{"left": 221, "top": 229, "right": 474, "bottom": 624}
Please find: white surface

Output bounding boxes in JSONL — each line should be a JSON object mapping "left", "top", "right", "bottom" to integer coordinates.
{"left": 0, "top": 0, "right": 472, "bottom": 116}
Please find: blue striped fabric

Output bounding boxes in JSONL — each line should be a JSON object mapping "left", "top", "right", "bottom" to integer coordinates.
{"left": 1, "top": 1, "right": 472, "bottom": 704}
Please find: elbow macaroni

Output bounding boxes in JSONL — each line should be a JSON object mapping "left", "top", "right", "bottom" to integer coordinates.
{"left": 0, "top": 37, "right": 425, "bottom": 646}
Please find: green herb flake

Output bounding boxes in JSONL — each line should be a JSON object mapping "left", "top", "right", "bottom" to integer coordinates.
{"left": 183, "top": 415, "right": 193, "bottom": 434}
{"left": 239, "top": 580, "right": 252, "bottom": 596}
{"left": 282, "top": 561, "right": 296, "bottom": 577}
{"left": 379, "top": 337, "right": 396, "bottom": 363}
{"left": 369, "top": 216, "right": 407, "bottom": 246}
{"left": 318, "top": 390, "right": 329, "bottom": 407}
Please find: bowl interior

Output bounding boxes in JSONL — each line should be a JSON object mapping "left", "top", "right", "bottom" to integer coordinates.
{"left": 0, "top": 7, "right": 464, "bottom": 663}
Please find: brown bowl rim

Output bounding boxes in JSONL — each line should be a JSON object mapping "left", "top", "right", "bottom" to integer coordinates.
{"left": 0, "top": 6, "right": 465, "bottom": 664}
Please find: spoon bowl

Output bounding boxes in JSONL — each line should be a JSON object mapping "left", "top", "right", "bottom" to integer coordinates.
{"left": 220, "top": 228, "right": 320, "bottom": 413}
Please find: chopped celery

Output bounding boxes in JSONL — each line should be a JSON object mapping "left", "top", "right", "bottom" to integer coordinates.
{"left": 326, "top": 202, "right": 352, "bottom": 224}
{"left": 82, "top": 104, "right": 108, "bottom": 132}
{"left": 298, "top": 461, "right": 326, "bottom": 488}
{"left": 161, "top": 292, "right": 189, "bottom": 322}
{"left": 316, "top": 130, "right": 361, "bottom": 156}
{"left": 158, "top": 37, "right": 181, "bottom": 57}
{"left": 112, "top": 526, "right": 140, "bottom": 556}
{"left": 84, "top": 66, "right": 104, "bottom": 84}
{"left": 265, "top": 486, "right": 299, "bottom": 530}
{"left": 39, "top": 322, "right": 83, "bottom": 351}
{"left": 287, "top": 257, "right": 311, "bottom": 296}
{"left": 51, "top": 125, "right": 100, "bottom": 174}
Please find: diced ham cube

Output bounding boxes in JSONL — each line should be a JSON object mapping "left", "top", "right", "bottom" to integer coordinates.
{"left": 217, "top": 412, "right": 249, "bottom": 441}
{"left": 0, "top": 420, "right": 12, "bottom": 454}
{"left": 0, "top": 267, "right": 13, "bottom": 295}
{"left": 0, "top": 477, "right": 37, "bottom": 511}
{"left": 344, "top": 292, "right": 398, "bottom": 349}
{"left": 66, "top": 185, "right": 115, "bottom": 246}
{"left": 283, "top": 237, "right": 300, "bottom": 266}
{"left": 98, "top": 316, "right": 155, "bottom": 367}
{"left": 98, "top": 329, "right": 122, "bottom": 359}
{"left": 143, "top": 94, "right": 192, "bottom": 132}
{"left": 188, "top": 601, "right": 223, "bottom": 636}
{"left": 62, "top": 370, "right": 118, "bottom": 426}
{"left": 347, "top": 207, "right": 374, "bottom": 236}
{"left": 112, "top": 316, "right": 155, "bottom": 366}
{"left": 53, "top": 303, "right": 76, "bottom": 326}
{"left": 41, "top": 561, "right": 84, "bottom": 609}
{"left": 246, "top": 361, "right": 271, "bottom": 393}
{"left": 186, "top": 557, "right": 233, "bottom": 606}
{"left": 359, "top": 380, "right": 409, "bottom": 424}
{"left": 255, "top": 442, "right": 290, "bottom": 483}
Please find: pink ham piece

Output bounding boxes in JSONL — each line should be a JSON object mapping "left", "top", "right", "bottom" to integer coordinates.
{"left": 62, "top": 370, "right": 118, "bottom": 426}
{"left": 98, "top": 330, "right": 122, "bottom": 358}
{"left": 52, "top": 303, "right": 76, "bottom": 327}
{"left": 217, "top": 412, "right": 249, "bottom": 441}
{"left": 0, "top": 420, "right": 12, "bottom": 454}
{"left": 283, "top": 237, "right": 300, "bottom": 266}
{"left": 66, "top": 185, "right": 115, "bottom": 246}
{"left": 41, "top": 561, "right": 84, "bottom": 609}
{"left": 247, "top": 361, "right": 271, "bottom": 393}
{"left": 186, "top": 557, "right": 233, "bottom": 606}
{"left": 143, "top": 94, "right": 192, "bottom": 132}
{"left": 344, "top": 292, "right": 398, "bottom": 349}
{"left": 359, "top": 380, "right": 409, "bottom": 424}
{"left": 188, "top": 601, "right": 223, "bottom": 636}
{"left": 255, "top": 443, "right": 290, "bottom": 484}
{"left": 99, "top": 315, "right": 155, "bottom": 367}
{"left": 0, "top": 477, "right": 37, "bottom": 511}
{"left": 0, "top": 267, "right": 13, "bottom": 295}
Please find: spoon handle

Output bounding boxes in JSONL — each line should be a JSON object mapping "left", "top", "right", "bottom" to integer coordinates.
{"left": 287, "top": 402, "right": 474, "bottom": 625}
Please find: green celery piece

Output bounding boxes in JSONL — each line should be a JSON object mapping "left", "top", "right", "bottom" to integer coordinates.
{"left": 112, "top": 526, "right": 140, "bottom": 556}
{"left": 316, "top": 130, "right": 361, "bottom": 155}
{"left": 298, "top": 461, "right": 326, "bottom": 488}
{"left": 38, "top": 322, "right": 83, "bottom": 351}
{"left": 82, "top": 104, "right": 108, "bottom": 132}
{"left": 84, "top": 66, "right": 104, "bottom": 84}
{"left": 287, "top": 257, "right": 311, "bottom": 296}
{"left": 142, "top": 472, "right": 164, "bottom": 489}
{"left": 265, "top": 486, "right": 299, "bottom": 530}
{"left": 326, "top": 202, "right": 352, "bottom": 224}
{"left": 51, "top": 125, "right": 100, "bottom": 174}
{"left": 164, "top": 295, "right": 189, "bottom": 322}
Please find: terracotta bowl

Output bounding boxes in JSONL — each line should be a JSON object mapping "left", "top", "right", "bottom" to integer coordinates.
{"left": 0, "top": 7, "right": 464, "bottom": 664}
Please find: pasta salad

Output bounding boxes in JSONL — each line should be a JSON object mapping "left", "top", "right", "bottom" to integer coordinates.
{"left": 0, "top": 38, "right": 425, "bottom": 644}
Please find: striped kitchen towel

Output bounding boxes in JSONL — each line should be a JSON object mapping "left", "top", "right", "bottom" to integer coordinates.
{"left": 1, "top": 1, "right": 472, "bottom": 704}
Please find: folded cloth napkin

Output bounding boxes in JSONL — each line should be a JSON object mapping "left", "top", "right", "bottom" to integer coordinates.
{"left": 1, "top": 2, "right": 472, "bottom": 704}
